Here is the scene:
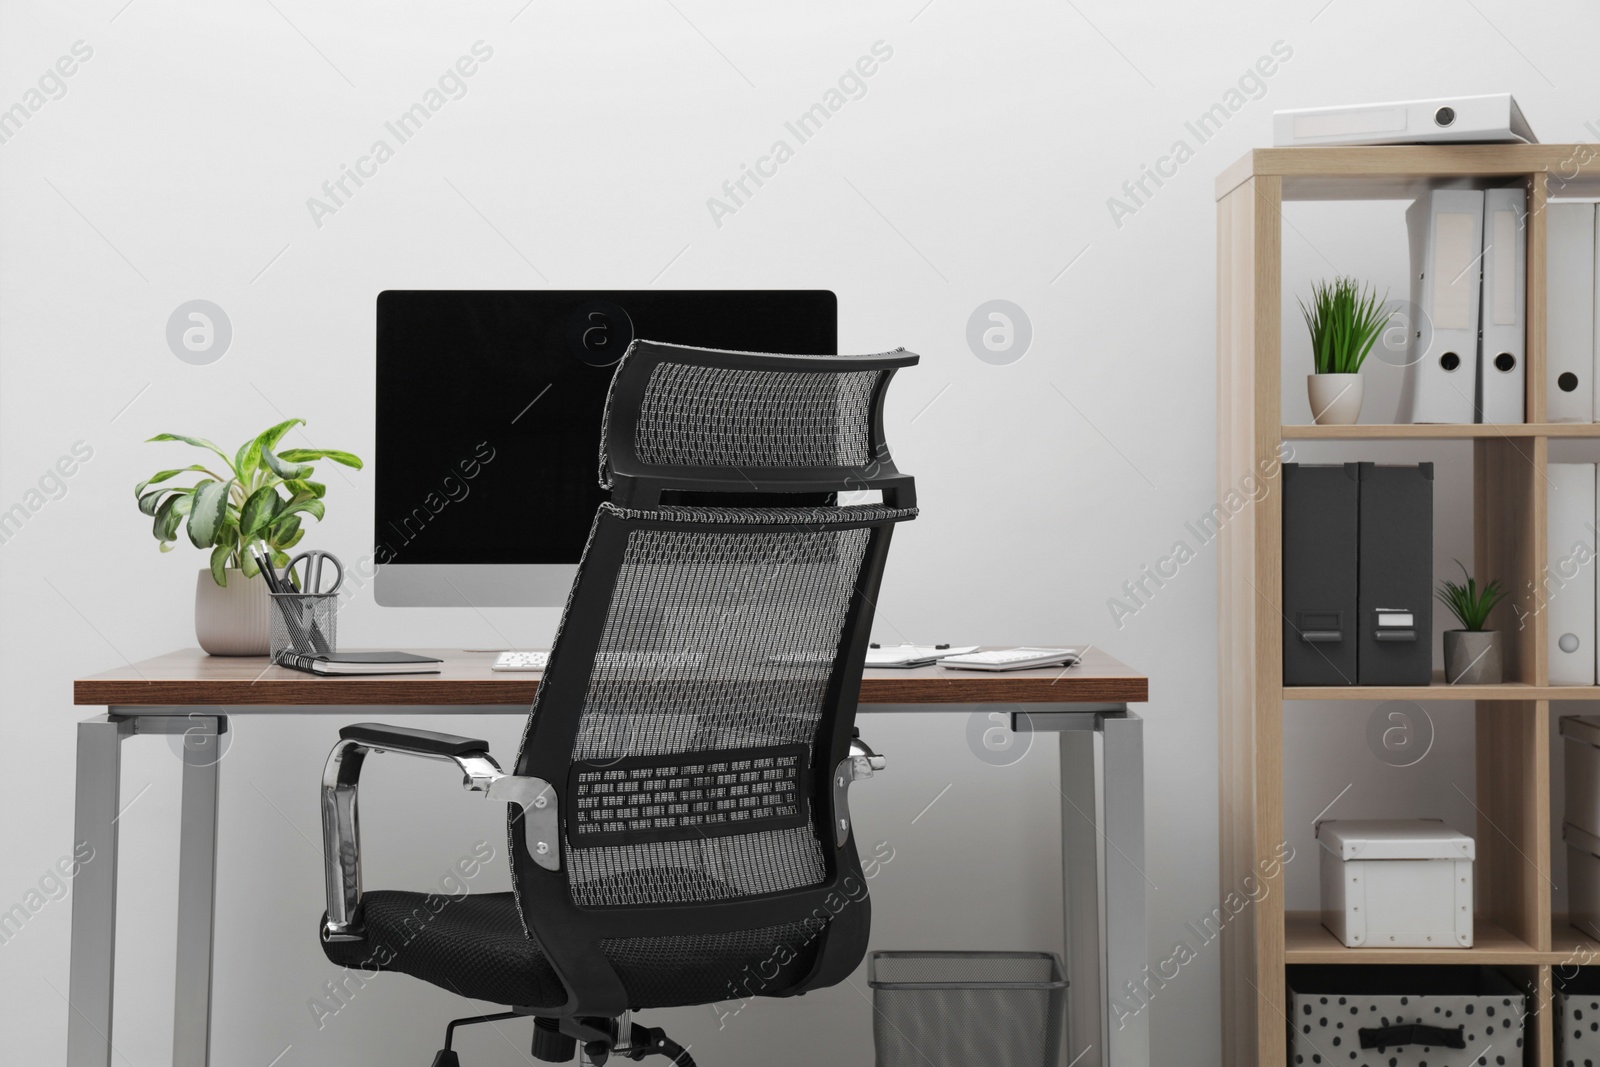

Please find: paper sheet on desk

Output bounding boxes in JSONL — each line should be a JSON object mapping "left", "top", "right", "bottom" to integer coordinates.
{"left": 864, "top": 645, "right": 979, "bottom": 667}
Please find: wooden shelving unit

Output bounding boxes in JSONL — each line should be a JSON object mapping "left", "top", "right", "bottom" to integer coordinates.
{"left": 1216, "top": 145, "right": 1600, "bottom": 1067}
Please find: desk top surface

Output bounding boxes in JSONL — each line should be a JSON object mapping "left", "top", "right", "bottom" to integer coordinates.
{"left": 74, "top": 647, "right": 1147, "bottom": 708}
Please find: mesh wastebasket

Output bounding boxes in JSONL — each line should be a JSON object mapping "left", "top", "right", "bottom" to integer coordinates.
{"left": 868, "top": 951, "right": 1067, "bottom": 1067}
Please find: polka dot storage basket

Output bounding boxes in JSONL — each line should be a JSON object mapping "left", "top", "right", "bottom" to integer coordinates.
{"left": 1555, "top": 968, "right": 1600, "bottom": 1067}
{"left": 1289, "top": 966, "right": 1527, "bottom": 1067}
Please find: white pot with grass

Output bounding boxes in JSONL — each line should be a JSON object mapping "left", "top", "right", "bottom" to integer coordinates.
{"left": 1307, "top": 374, "right": 1364, "bottom": 425}
{"left": 1301, "top": 277, "right": 1388, "bottom": 426}
{"left": 1439, "top": 561, "right": 1507, "bottom": 685}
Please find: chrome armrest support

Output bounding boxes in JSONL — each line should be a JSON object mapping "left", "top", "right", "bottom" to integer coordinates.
{"left": 831, "top": 736, "right": 887, "bottom": 847}
{"left": 319, "top": 735, "right": 558, "bottom": 942}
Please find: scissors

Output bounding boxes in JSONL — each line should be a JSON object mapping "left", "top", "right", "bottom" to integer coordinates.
{"left": 286, "top": 550, "right": 344, "bottom": 595}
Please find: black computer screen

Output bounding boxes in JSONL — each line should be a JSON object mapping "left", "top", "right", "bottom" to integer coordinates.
{"left": 374, "top": 290, "right": 837, "bottom": 565}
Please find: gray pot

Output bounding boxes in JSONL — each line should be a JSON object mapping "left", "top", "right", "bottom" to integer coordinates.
{"left": 1444, "top": 630, "right": 1502, "bottom": 684}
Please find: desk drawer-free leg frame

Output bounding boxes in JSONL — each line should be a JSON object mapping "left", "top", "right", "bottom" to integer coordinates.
{"left": 66, "top": 704, "right": 1144, "bottom": 1067}
{"left": 68, "top": 713, "right": 221, "bottom": 1067}
{"left": 1019, "top": 705, "right": 1148, "bottom": 1067}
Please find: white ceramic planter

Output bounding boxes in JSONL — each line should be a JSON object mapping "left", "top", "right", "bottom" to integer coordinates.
{"left": 194, "top": 568, "right": 271, "bottom": 656}
{"left": 1307, "top": 373, "right": 1363, "bottom": 425}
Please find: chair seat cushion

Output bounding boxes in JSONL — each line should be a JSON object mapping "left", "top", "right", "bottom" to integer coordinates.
{"left": 322, "top": 890, "right": 566, "bottom": 1007}
{"left": 321, "top": 889, "right": 829, "bottom": 1010}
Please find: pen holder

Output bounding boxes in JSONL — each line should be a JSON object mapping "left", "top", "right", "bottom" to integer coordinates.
{"left": 268, "top": 592, "right": 338, "bottom": 662}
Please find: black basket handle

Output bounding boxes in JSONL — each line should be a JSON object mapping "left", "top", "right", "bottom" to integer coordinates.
{"left": 1358, "top": 1023, "right": 1465, "bottom": 1050}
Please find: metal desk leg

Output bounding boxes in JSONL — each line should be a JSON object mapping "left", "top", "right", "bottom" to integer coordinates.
{"left": 67, "top": 715, "right": 130, "bottom": 1067}
{"left": 1101, "top": 712, "right": 1147, "bottom": 1067}
{"left": 1060, "top": 727, "right": 1104, "bottom": 1067}
{"left": 172, "top": 715, "right": 222, "bottom": 1067}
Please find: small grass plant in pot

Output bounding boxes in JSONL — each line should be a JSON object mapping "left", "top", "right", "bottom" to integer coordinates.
{"left": 135, "top": 419, "right": 362, "bottom": 655}
{"left": 1437, "top": 561, "right": 1508, "bottom": 684}
{"left": 1300, "top": 276, "right": 1389, "bottom": 426}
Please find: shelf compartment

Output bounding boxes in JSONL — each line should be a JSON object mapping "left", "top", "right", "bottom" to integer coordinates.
{"left": 1549, "top": 916, "right": 1600, "bottom": 966}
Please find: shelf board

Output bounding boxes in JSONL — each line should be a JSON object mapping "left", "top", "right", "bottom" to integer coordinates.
{"left": 1281, "top": 423, "right": 1600, "bottom": 440}
{"left": 1284, "top": 673, "right": 1557, "bottom": 701}
{"left": 1217, "top": 145, "right": 1600, "bottom": 202}
{"left": 1285, "top": 912, "right": 1539, "bottom": 964}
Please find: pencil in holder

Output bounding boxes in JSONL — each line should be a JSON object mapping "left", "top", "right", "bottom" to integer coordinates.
{"left": 268, "top": 592, "right": 338, "bottom": 661}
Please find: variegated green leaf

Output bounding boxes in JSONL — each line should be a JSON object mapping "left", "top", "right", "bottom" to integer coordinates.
{"left": 186, "top": 479, "right": 233, "bottom": 548}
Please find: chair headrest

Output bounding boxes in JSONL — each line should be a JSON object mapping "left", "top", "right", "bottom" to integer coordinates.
{"left": 599, "top": 340, "right": 918, "bottom": 509}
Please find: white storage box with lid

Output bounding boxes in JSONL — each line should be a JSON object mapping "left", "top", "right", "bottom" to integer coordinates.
{"left": 1317, "top": 819, "right": 1474, "bottom": 948}
{"left": 1561, "top": 715, "right": 1600, "bottom": 840}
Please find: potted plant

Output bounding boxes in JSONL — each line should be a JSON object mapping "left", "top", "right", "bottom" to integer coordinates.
{"left": 1437, "top": 561, "right": 1508, "bottom": 684}
{"left": 135, "top": 419, "right": 362, "bottom": 655}
{"left": 1300, "top": 276, "right": 1389, "bottom": 426}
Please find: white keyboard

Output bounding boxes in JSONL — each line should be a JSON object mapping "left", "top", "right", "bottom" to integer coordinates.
{"left": 492, "top": 651, "right": 549, "bottom": 672}
{"left": 938, "top": 647, "right": 1079, "bottom": 672}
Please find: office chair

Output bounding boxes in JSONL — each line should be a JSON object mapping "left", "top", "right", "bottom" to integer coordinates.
{"left": 318, "top": 340, "right": 920, "bottom": 1065}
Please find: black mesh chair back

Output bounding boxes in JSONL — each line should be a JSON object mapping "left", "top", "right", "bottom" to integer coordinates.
{"left": 507, "top": 340, "right": 918, "bottom": 1022}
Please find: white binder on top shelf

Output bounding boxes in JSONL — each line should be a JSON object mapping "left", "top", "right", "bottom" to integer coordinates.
{"left": 1396, "top": 189, "right": 1483, "bottom": 424}
{"left": 1547, "top": 463, "right": 1597, "bottom": 686}
{"left": 1273, "top": 94, "right": 1537, "bottom": 147}
{"left": 1547, "top": 201, "right": 1596, "bottom": 423}
{"left": 1476, "top": 187, "right": 1527, "bottom": 424}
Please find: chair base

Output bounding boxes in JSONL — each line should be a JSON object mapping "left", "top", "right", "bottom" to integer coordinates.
{"left": 430, "top": 1011, "right": 695, "bottom": 1066}
{"left": 533, "top": 1016, "right": 577, "bottom": 1062}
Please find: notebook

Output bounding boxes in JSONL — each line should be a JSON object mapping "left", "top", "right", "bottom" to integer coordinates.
{"left": 864, "top": 645, "right": 979, "bottom": 668}
{"left": 277, "top": 651, "right": 443, "bottom": 676}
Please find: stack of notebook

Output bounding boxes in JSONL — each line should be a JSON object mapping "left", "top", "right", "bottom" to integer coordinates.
{"left": 277, "top": 650, "right": 442, "bottom": 676}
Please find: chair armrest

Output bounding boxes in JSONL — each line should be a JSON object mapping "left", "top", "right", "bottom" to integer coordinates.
{"left": 850, "top": 734, "right": 888, "bottom": 774}
{"left": 831, "top": 735, "right": 887, "bottom": 847}
{"left": 320, "top": 725, "right": 557, "bottom": 942}
{"left": 338, "top": 722, "right": 490, "bottom": 758}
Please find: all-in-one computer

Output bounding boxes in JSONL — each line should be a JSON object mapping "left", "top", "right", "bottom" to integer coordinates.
{"left": 373, "top": 290, "right": 837, "bottom": 606}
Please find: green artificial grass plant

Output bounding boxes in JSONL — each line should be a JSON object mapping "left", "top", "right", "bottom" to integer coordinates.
{"left": 1436, "top": 560, "right": 1508, "bottom": 632}
{"left": 1299, "top": 276, "right": 1390, "bottom": 375}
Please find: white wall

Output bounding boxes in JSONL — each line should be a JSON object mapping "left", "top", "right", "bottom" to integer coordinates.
{"left": 2, "top": 1, "right": 1598, "bottom": 1064}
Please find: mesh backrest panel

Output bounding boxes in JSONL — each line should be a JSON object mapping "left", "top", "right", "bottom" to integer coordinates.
{"left": 564, "top": 520, "right": 872, "bottom": 909}
{"left": 568, "top": 828, "right": 826, "bottom": 907}
{"left": 633, "top": 363, "right": 880, "bottom": 469}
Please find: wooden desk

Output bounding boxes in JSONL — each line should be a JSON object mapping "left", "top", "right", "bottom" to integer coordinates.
{"left": 74, "top": 646, "right": 1149, "bottom": 708}
{"left": 69, "top": 648, "right": 1149, "bottom": 1067}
